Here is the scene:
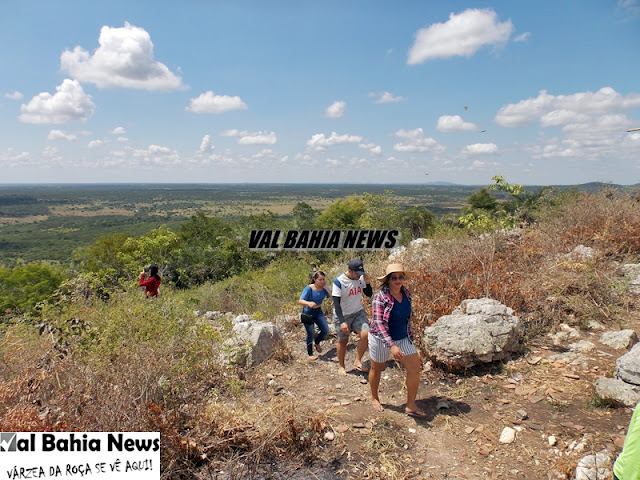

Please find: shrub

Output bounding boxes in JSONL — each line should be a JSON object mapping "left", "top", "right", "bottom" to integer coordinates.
{"left": 0, "top": 263, "right": 66, "bottom": 317}
{"left": 196, "top": 256, "right": 311, "bottom": 316}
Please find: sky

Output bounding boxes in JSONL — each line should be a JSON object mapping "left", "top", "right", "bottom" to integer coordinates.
{"left": 0, "top": 1, "right": 639, "bottom": 186}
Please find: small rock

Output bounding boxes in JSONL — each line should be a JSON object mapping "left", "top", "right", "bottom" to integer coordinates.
{"left": 515, "top": 409, "right": 528, "bottom": 420}
{"left": 478, "top": 445, "right": 493, "bottom": 456}
{"left": 409, "top": 428, "right": 417, "bottom": 434}
{"left": 324, "top": 431, "right": 335, "bottom": 441}
{"left": 613, "top": 435, "right": 625, "bottom": 449}
{"left": 334, "top": 424, "right": 349, "bottom": 433}
{"left": 548, "top": 435, "right": 557, "bottom": 446}
{"left": 499, "top": 427, "right": 516, "bottom": 444}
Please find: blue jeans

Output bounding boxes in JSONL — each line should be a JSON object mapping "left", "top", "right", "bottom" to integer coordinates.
{"left": 304, "top": 311, "right": 329, "bottom": 356}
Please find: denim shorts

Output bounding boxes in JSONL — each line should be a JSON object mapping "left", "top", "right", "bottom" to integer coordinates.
{"left": 333, "top": 309, "right": 369, "bottom": 341}
{"left": 368, "top": 333, "right": 417, "bottom": 363}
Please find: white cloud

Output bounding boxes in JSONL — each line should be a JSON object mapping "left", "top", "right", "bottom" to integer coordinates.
{"left": 112, "top": 126, "right": 126, "bottom": 135}
{"left": 393, "top": 128, "right": 444, "bottom": 153}
{"left": 88, "top": 140, "right": 104, "bottom": 148}
{"left": 324, "top": 100, "right": 346, "bottom": 118}
{"left": 437, "top": 115, "right": 478, "bottom": 132}
{"left": 306, "top": 131, "right": 363, "bottom": 151}
{"left": 471, "top": 160, "right": 491, "bottom": 168}
{"left": 130, "top": 144, "right": 181, "bottom": 167}
{"left": 238, "top": 131, "right": 277, "bottom": 145}
{"left": 4, "top": 91, "right": 23, "bottom": 100}
{"left": 221, "top": 129, "right": 245, "bottom": 137}
{"left": 359, "top": 143, "right": 382, "bottom": 155}
{"left": 48, "top": 129, "right": 77, "bottom": 141}
{"left": 540, "top": 110, "right": 590, "bottom": 128}
{"left": 0, "top": 148, "right": 31, "bottom": 167}
{"left": 221, "top": 129, "right": 277, "bottom": 145}
{"left": 408, "top": 8, "right": 514, "bottom": 64}
{"left": 60, "top": 22, "right": 183, "bottom": 91}
{"left": 514, "top": 32, "right": 531, "bottom": 43}
{"left": 495, "top": 87, "right": 640, "bottom": 127}
{"left": 618, "top": 0, "right": 640, "bottom": 15}
{"left": 117, "top": 137, "right": 128, "bottom": 143}
{"left": 462, "top": 143, "right": 498, "bottom": 155}
{"left": 199, "top": 135, "right": 214, "bottom": 153}
{"left": 369, "top": 91, "right": 407, "bottom": 104}
{"left": 186, "top": 91, "right": 248, "bottom": 114}
{"left": 19, "top": 79, "right": 95, "bottom": 124}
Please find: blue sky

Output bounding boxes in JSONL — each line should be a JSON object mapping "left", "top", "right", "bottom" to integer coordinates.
{"left": 1, "top": 1, "right": 639, "bottom": 185}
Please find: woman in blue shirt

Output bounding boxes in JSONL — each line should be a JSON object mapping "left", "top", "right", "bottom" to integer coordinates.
{"left": 299, "top": 270, "right": 332, "bottom": 360}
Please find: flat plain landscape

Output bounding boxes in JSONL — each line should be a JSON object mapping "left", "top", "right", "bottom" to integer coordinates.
{"left": 0, "top": 183, "right": 478, "bottom": 264}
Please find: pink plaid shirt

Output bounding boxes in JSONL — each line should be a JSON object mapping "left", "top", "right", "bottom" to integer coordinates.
{"left": 370, "top": 285, "right": 413, "bottom": 347}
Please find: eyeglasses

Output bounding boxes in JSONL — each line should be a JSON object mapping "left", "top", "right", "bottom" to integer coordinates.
{"left": 390, "top": 275, "right": 405, "bottom": 281}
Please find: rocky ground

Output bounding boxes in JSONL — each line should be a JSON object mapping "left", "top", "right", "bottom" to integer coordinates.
{"left": 237, "top": 308, "right": 640, "bottom": 480}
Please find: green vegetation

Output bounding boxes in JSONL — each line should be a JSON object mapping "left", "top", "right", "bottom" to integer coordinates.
{"left": 0, "top": 264, "right": 65, "bottom": 314}
{"left": 2, "top": 179, "right": 640, "bottom": 476}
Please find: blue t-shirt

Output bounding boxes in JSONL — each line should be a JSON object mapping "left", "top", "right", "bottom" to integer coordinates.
{"left": 388, "top": 291, "right": 411, "bottom": 341}
{"left": 300, "top": 285, "right": 330, "bottom": 315}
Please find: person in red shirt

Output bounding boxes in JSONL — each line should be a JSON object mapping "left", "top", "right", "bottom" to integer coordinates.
{"left": 139, "top": 264, "right": 161, "bottom": 297}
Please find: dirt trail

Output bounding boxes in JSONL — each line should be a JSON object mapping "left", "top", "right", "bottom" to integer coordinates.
{"left": 246, "top": 309, "right": 640, "bottom": 480}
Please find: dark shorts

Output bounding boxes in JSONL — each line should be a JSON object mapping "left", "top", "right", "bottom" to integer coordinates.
{"left": 333, "top": 309, "right": 369, "bottom": 341}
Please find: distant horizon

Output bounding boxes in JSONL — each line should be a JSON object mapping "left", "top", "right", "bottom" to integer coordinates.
{"left": 1, "top": 180, "right": 638, "bottom": 188}
{"left": 1, "top": 2, "right": 638, "bottom": 185}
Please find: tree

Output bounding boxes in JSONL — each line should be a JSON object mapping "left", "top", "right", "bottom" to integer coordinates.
{"left": 167, "top": 212, "right": 242, "bottom": 287}
{"left": 358, "top": 191, "right": 403, "bottom": 230}
{"left": 467, "top": 188, "right": 498, "bottom": 211}
{"left": 402, "top": 206, "right": 435, "bottom": 238}
{"left": 0, "top": 264, "right": 65, "bottom": 315}
{"left": 291, "top": 202, "right": 318, "bottom": 228}
{"left": 314, "top": 196, "right": 366, "bottom": 229}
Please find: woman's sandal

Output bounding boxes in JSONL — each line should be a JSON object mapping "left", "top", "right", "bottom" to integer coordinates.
{"left": 405, "top": 408, "right": 427, "bottom": 418}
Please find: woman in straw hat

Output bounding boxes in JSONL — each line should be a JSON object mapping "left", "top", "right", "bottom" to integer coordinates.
{"left": 368, "top": 263, "right": 426, "bottom": 417}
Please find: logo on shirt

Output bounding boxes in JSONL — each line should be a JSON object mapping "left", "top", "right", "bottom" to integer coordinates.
{"left": 348, "top": 286, "right": 362, "bottom": 297}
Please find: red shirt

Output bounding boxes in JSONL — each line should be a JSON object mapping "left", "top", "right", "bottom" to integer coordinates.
{"left": 139, "top": 273, "right": 161, "bottom": 297}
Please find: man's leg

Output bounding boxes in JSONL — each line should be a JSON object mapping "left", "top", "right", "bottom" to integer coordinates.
{"left": 336, "top": 338, "right": 348, "bottom": 375}
{"left": 354, "top": 329, "right": 368, "bottom": 369}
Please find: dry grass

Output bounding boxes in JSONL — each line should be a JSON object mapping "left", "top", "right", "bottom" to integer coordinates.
{"left": 1, "top": 188, "right": 639, "bottom": 478}
{"left": 404, "top": 189, "right": 639, "bottom": 360}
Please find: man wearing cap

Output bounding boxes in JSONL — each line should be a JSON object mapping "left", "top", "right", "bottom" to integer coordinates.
{"left": 332, "top": 258, "right": 373, "bottom": 376}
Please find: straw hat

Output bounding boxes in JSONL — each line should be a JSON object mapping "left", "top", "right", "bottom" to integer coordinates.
{"left": 376, "top": 263, "right": 414, "bottom": 282}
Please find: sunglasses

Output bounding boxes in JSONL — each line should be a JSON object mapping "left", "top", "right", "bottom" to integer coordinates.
{"left": 390, "top": 274, "right": 405, "bottom": 281}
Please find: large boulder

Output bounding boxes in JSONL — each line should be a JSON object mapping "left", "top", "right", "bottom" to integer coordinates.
{"left": 574, "top": 450, "right": 612, "bottom": 480}
{"left": 615, "top": 343, "right": 640, "bottom": 386}
{"left": 224, "top": 320, "right": 282, "bottom": 366}
{"left": 423, "top": 298, "right": 524, "bottom": 370}
{"left": 600, "top": 329, "right": 638, "bottom": 350}
{"left": 594, "top": 377, "right": 640, "bottom": 408}
{"left": 621, "top": 263, "right": 640, "bottom": 294}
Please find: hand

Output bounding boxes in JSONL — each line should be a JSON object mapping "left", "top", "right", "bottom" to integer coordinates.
{"left": 340, "top": 322, "right": 349, "bottom": 335}
{"left": 309, "top": 301, "right": 319, "bottom": 309}
{"left": 390, "top": 345, "right": 403, "bottom": 361}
